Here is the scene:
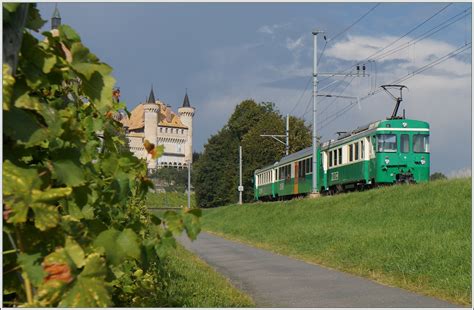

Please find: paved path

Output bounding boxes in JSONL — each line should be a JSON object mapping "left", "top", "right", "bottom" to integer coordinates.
{"left": 178, "top": 232, "right": 459, "bottom": 308}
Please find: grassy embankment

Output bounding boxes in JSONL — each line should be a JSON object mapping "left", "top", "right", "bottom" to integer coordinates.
{"left": 156, "top": 244, "right": 254, "bottom": 307}
{"left": 147, "top": 192, "right": 197, "bottom": 208}
{"left": 146, "top": 193, "right": 253, "bottom": 306}
{"left": 201, "top": 178, "right": 472, "bottom": 306}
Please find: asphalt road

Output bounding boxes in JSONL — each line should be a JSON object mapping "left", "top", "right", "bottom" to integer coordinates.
{"left": 178, "top": 232, "right": 460, "bottom": 308}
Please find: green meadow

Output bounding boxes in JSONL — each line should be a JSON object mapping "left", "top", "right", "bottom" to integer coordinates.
{"left": 202, "top": 178, "right": 472, "bottom": 306}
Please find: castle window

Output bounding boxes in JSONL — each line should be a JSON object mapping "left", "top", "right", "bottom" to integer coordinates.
{"left": 177, "top": 144, "right": 182, "bottom": 153}
{"left": 160, "top": 128, "right": 163, "bottom": 133}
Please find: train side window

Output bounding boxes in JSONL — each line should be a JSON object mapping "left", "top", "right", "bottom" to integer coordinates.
{"left": 333, "top": 151, "right": 337, "bottom": 166}
{"left": 401, "top": 134, "right": 409, "bottom": 153}
{"left": 329, "top": 151, "right": 333, "bottom": 167}
{"left": 355, "top": 142, "right": 359, "bottom": 160}
{"left": 361, "top": 140, "right": 364, "bottom": 159}
{"left": 349, "top": 145, "right": 353, "bottom": 162}
{"left": 338, "top": 148, "right": 342, "bottom": 165}
{"left": 309, "top": 157, "right": 313, "bottom": 172}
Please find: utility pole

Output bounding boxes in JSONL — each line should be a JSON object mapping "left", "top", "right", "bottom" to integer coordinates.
{"left": 310, "top": 30, "right": 369, "bottom": 197}
{"left": 311, "top": 30, "right": 322, "bottom": 197}
{"left": 187, "top": 160, "right": 191, "bottom": 209}
{"left": 285, "top": 114, "right": 290, "bottom": 155}
{"left": 238, "top": 145, "right": 243, "bottom": 204}
{"left": 260, "top": 114, "right": 290, "bottom": 156}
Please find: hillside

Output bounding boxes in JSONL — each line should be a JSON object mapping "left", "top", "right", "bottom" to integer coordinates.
{"left": 201, "top": 178, "right": 472, "bottom": 306}
{"left": 147, "top": 192, "right": 197, "bottom": 209}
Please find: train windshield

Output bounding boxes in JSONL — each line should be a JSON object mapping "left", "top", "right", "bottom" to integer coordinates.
{"left": 377, "top": 134, "right": 397, "bottom": 152}
{"left": 413, "top": 134, "right": 429, "bottom": 153}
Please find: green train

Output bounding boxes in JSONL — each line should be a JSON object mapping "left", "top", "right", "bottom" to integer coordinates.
{"left": 254, "top": 118, "right": 430, "bottom": 200}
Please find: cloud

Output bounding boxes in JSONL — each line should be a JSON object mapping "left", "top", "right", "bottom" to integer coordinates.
{"left": 325, "top": 35, "right": 464, "bottom": 69}
{"left": 286, "top": 35, "right": 305, "bottom": 51}
{"left": 258, "top": 23, "right": 290, "bottom": 36}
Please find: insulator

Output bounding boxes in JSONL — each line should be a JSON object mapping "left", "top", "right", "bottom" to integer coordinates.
{"left": 356, "top": 65, "right": 360, "bottom": 71}
{"left": 362, "top": 65, "right": 366, "bottom": 71}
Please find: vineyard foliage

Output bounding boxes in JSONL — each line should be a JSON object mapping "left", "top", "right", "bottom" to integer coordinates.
{"left": 3, "top": 4, "right": 201, "bottom": 307}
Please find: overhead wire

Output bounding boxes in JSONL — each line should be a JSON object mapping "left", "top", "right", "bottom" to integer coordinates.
{"left": 319, "top": 3, "right": 458, "bottom": 84}
{"left": 370, "top": 8, "right": 471, "bottom": 61}
{"left": 289, "top": 76, "right": 312, "bottom": 115}
{"left": 317, "top": 42, "right": 471, "bottom": 131}
{"left": 318, "top": 3, "right": 381, "bottom": 65}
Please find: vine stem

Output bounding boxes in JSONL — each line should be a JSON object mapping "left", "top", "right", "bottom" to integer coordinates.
{"left": 23, "top": 273, "right": 34, "bottom": 304}
{"left": 14, "top": 226, "right": 34, "bottom": 304}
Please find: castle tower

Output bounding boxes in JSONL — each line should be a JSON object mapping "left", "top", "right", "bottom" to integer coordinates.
{"left": 51, "top": 4, "right": 61, "bottom": 30}
{"left": 178, "top": 91, "right": 195, "bottom": 163}
{"left": 143, "top": 86, "right": 159, "bottom": 169}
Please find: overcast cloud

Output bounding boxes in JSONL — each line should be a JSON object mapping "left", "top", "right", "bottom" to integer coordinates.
{"left": 38, "top": 2, "right": 472, "bottom": 176}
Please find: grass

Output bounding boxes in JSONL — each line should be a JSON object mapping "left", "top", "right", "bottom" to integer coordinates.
{"left": 201, "top": 178, "right": 472, "bottom": 306}
{"left": 147, "top": 191, "right": 197, "bottom": 209}
{"left": 156, "top": 243, "right": 255, "bottom": 307}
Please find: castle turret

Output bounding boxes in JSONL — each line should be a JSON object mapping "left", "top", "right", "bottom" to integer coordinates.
{"left": 143, "top": 86, "right": 159, "bottom": 169}
{"left": 51, "top": 4, "right": 61, "bottom": 30}
{"left": 178, "top": 91, "right": 195, "bottom": 163}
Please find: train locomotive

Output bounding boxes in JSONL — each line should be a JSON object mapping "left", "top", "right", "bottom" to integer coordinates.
{"left": 254, "top": 85, "right": 430, "bottom": 200}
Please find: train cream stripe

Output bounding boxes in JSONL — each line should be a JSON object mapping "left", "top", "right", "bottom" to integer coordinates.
{"left": 376, "top": 128, "right": 429, "bottom": 131}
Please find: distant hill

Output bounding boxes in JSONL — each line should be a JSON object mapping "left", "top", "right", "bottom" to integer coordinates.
{"left": 202, "top": 178, "right": 472, "bottom": 306}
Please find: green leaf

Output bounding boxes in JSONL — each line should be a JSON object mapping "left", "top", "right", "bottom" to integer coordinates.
{"left": 6, "top": 201, "right": 29, "bottom": 224}
{"left": 183, "top": 212, "right": 201, "bottom": 241}
{"left": 25, "top": 4, "right": 46, "bottom": 31}
{"left": 65, "top": 237, "right": 85, "bottom": 268}
{"left": 154, "top": 231, "right": 177, "bottom": 259}
{"left": 93, "top": 228, "right": 140, "bottom": 265}
{"left": 58, "top": 24, "right": 81, "bottom": 42}
{"left": 163, "top": 211, "right": 184, "bottom": 234}
{"left": 58, "top": 253, "right": 111, "bottom": 307}
{"left": 2, "top": 160, "right": 40, "bottom": 197}
{"left": 18, "top": 253, "right": 47, "bottom": 287}
{"left": 32, "top": 187, "right": 72, "bottom": 203}
{"left": 52, "top": 160, "right": 86, "bottom": 186}
{"left": 3, "top": 106, "right": 41, "bottom": 142}
{"left": 31, "top": 203, "right": 59, "bottom": 231}
{"left": 150, "top": 213, "right": 161, "bottom": 226}
{"left": 3, "top": 3, "right": 20, "bottom": 12}
{"left": 116, "top": 229, "right": 140, "bottom": 260}
{"left": 81, "top": 205, "right": 94, "bottom": 219}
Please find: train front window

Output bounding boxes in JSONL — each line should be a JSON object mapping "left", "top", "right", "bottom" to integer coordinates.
{"left": 377, "top": 134, "right": 397, "bottom": 152}
{"left": 413, "top": 134, "right": 429, "bottom": 153}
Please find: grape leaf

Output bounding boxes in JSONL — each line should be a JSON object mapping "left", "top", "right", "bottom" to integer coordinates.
{"left": 52, "top": 160, "right": 86, "bottom": 186}
{"left": 18, "top": 253, "right": 46, "bottom": 287}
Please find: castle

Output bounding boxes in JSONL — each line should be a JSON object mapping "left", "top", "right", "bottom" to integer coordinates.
{"left": 48, "top": 6, "right": 195, "bottom": 170}
{"left": 120, "top": 88, "right": 195, "bottom": 170}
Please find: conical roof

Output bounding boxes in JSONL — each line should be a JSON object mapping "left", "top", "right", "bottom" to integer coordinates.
{"left": 182, "top": 92, "right": 191, "bottom": 107}
{"left": 147, "top": 86, "right": 156, "bottom": 103}
{"left": 52, "top": 5, "right": 61, "bottom": 19}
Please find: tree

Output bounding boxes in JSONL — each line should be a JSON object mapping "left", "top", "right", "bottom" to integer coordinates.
{"left": 194, "top": 99, "right": 311, "bottom": 207}
{"left": 430, "top": 172, "right": 447, "bottom": 181}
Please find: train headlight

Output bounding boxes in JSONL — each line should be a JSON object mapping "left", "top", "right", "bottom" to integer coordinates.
{"left": 420, "top": 157, "right": 426, "bottom": 165}
{"left": 384, "top": 157, "right": 390, "bottom": 165}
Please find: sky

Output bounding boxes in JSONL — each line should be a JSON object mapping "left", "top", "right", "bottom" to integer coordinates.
{"left": 37, "top": 2, "right": 472, "bottom": 176}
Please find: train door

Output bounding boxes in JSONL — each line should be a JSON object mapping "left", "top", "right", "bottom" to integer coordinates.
{"left": 293, "top": 161, "right": 299, "bottom": 194}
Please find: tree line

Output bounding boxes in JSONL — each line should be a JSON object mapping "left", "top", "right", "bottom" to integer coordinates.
{"left": 193, "top": 100, "right": 312, "bottom": 208}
